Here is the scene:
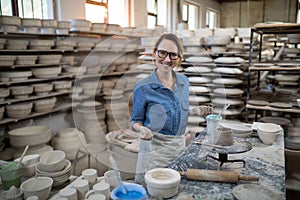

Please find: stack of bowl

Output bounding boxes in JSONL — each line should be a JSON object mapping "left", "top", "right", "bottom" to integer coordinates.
{"left": 257, "top": 123, "right": 282, "bottom": 145}
{"left": 35, "top": 150, "right": 71, "bottom": 187}
{"left": 8, "top": 125, "right": 53, "bottom": 158}
{"left": 75, "top": 101, "right": 107, "bottom": 144}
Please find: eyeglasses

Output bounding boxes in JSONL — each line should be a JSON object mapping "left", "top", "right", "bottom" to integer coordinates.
{"left": 156, "top": 50, "right": 179, "bottom": 60}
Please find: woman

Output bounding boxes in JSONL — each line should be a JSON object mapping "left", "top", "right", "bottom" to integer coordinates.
{"left": 130, "top": 33, "right": 189, "bottom": 184}
{"left": 130, "top": 33, "right": 212, "bottom": 184}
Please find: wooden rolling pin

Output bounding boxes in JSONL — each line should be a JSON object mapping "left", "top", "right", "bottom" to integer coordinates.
{"left": 179, "top": 169, "right": 259, "bottom": 183}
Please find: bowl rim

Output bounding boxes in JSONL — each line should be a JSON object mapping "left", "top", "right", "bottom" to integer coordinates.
{"left": 21, "top": 176, "right": 53, "bottom": 191}
{"left": 257, "top": 123, "right": 281, "bottom": 133}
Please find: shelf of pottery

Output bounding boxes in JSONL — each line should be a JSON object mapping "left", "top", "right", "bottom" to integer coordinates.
{"left": 138, "top": 28, "right": 260, "bottom": 137}
{"left": 246, "top": 23, "right": 300, "bottom": 127}
{"left": 0, "top": 17, "right": 77, "bottom": 128}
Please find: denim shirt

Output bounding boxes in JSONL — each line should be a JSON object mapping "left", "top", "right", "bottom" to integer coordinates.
{"left": 130, "top": 69, "right": 189, "bottom": 136}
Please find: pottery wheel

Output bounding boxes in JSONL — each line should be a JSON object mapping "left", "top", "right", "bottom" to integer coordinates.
{"left": 207, "top": 140, "right": 252, "bottom": 167}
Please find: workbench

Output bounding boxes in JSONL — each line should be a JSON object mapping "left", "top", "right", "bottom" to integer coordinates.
{"left": 168, "top": 130, "right": 285, "bottom": 199}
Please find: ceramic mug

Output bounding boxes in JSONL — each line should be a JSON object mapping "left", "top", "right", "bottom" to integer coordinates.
{"left": 58, "top": 187, "right": 78, "bottom": 200}
{"left": 93, "top": 182, "right": 110, "bottom": 199}
{"left": 72, "top": 179, "right": 89, "bottom": 200}
{"left": 104, "top": 170, "right": 119, "bottom": 190}
{"left": 82, "top": 168, "right": 98, "bottom": 188}
{"left": 87, "top": 193, "right": 106, "bottom": 200}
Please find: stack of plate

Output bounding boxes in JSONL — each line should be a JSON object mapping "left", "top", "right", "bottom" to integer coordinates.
{"left": 35, "top": 150, "right": 71, "bottom": 187}
{"left": 220, "top": 121, "right": 252, "bottom": 138}
{"left": 285, "top": 136, "right": 300, "bottom": 150}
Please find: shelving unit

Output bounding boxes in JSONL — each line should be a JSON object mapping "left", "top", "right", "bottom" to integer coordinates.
{"left": 246, "top": 23, "right": 300, "bottom": 121}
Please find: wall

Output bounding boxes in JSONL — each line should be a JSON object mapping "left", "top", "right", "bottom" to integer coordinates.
{"left": 220, "top": 0, "right": 298, "bottom": 28}
{"left": 55, "top": 0, "right": 86, "bottom": 20}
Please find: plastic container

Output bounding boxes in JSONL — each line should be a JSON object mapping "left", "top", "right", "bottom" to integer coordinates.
{"left": 0, "top": 161, "right": 21, "bottom": 190}
{"left": 111, "top": 183, "right": 147, "bottom": 200}
{"left": 206, "top": 114, "right": 222, "bottom": 142}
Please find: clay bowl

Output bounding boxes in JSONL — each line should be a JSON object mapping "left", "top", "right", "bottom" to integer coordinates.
{"left": 0, "top": 15, "right": 21, "bottom": 26}
{"left": 52, "top": 80, "right": 72, "bottom": 92}
{"left": 145, "top": 168, "right": 181, "bottom": 199}
{"left": 0, "top": 106, "right": 4, "bottom": 120}
{"left": 15, "top": 55, "right": 37, "bottom": 65}
{"left": 14, "top": 154, "right": 40, "bottom": 166}
{"left": 6, "top": 102, "right": 33, "bottom": 118}
{"left": 21, "top": 18, "right": 42, "bottom": 27}
{"left": 0, "top": 70, "right": 32, "bottom": 81}
{"left": 31, "top": 66, "right": 62, "bottom": 78}
{"left": 0, "top": 88, "right": 10, "bottom": 101}
{"left": 38, "top": 54, "right": 62, "bottom": 64}
{"left": 21, "top": 177, "right": 53, "bottom": 200}
{"left": 10, "top": 85, "right": 33, "bottom": 99}
{"left": 257, "top": 123, "right": 281, "bottom": 145}
{"left": 8, "top": 125, "right": 52, "bottom": 148}
{"left": 39, "top": 150, "right": 66, "bottom": 173}
{"left": 32, "top": 83, "right": 53, "bottom": 96}
{"left": 33, "top": 97, "right": 57, "bottom": 113}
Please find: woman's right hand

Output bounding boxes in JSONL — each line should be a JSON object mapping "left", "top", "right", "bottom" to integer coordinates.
{"left": 139, "top": 126, "right": 153, "bottom": 140}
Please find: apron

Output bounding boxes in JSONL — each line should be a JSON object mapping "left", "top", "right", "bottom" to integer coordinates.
{"left": 135, "top": 133, "right": 185, "bottom": 185}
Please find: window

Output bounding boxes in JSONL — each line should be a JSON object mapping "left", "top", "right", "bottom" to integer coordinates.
{"left": 85, "top": 0, "right": 108, "bottom": 23}
{"left": 181, "top": 2, "right": 199, "bottom": 30}
{"left": 298, "top": 0, "right": 300, "bottom": 23}
{"left": 0, "top": 0, "right": 13, "bottom": 15}
{"left": 0, "top": 0, "right": 53, "bottom": 19}
{"left": 147, "top": 0, "right": 167, "bottom": 29}
{"left": 206, "top": 9, "right": 218, "bottom": 28}
{"left": 86, "top": 0, "right": 129, "bottom": 27}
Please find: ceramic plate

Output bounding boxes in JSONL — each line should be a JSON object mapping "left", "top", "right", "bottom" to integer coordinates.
{"left": 269, "top": 102, "right": 292, "bottom": 109}
{"left": 213, "top": 57, "right": 245, "bottom": 64}
{"left": 213, "top": 88, "right": 244, "bottom": 96}
{"left": 275, "top": 62, "right": 299, "bottom": 67}
{"left": 184, "top": 66, "right": 211, "bottom": 73}
{"left": 213, "top": 67, "right": 243, "bottom": 75}
{"left": 220, "top": 121, "right": 252, "bottom": 133}
{"left": 259, "top": 116, "right": 291, "bottom": 126}
{"left": 189, "top": 86, "right": 211, "bottom": 94}
{"left": 212, "top": 98, "right": 243, "bottom": 106}
{"left": 212, "top": 78, "right": 243, "bottom": 86}
{"left": 248, "top": 100, "right": 269, "bottom": 106}
{"left": 185, "top": 56, "right": 213, "bottom": 63}
{"left": 233, "top": 184, "right": 281, "bottom": 200}
{"left": 252, "top": 62, "right": 274, "bottom": 67}
{"left": 189, "top": 77, "right": 211, "bottom": 84}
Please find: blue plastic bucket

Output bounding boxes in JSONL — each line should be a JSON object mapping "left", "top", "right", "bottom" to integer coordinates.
{"left": 111, "top": 183, "right": 147, "bottom": 200}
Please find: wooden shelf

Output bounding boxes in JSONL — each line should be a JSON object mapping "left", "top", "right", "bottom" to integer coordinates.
{"left": 246, "top": 104, "right": 300, "bottom": 114}
{"left": 0, "top": 74, "right": 74, "bottom": 86}
{"left": 0, "top": 102, "right": 72, "bottom": 125}
{"left": 249, "top": 66, "right": 300, "bottom": 71}
{"left": 0, "top": 91, "right": 70, "bottom": 106}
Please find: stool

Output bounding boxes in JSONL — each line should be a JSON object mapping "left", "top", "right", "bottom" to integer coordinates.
{"left": 73, "top": 144, "right": 100, "bottom": 175}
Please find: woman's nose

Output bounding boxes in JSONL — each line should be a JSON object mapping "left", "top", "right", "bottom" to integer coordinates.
{"left": 163, "top": 54, "right": 171, "bottom": 61}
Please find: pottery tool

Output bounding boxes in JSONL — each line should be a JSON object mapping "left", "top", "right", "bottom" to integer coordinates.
{"left": 109, "top": 154, "right": 128, "bottom": 194}
{"left": 18, "top": 145, "right": 29, "bottom": 167}
{"left": 193, "top": 141, "right": 226, "bottom": 149}
{"left": 218, "top": 104, "right": 231, "bottom": 117}
{"left": 179, "top": 169, "right": 259, "bottom": 183}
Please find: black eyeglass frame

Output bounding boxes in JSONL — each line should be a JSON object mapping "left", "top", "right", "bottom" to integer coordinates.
{"left": 155, "top": 49, "right": 180, "bottom": 60}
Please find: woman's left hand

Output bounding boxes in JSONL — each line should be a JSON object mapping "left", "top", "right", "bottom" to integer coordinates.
{"left": 191, "top": 105, "right": 213, "bottom": 117}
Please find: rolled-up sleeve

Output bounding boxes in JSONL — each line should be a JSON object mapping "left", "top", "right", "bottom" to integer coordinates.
{"left": 130, "top": 84, "right": 147, "bottom": 128}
